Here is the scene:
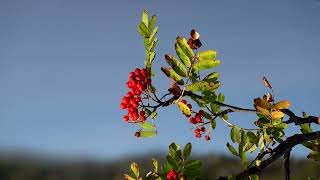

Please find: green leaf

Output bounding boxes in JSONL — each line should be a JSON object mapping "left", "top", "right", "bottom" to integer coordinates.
{"left": 217, "top": 92, "right": 225, "bottom": 103}
{"left": 149, "top": 26, "right": 158, "bottom": 43}
{"left": 175, "top": 43, "right": 191, "bottom": 67}
{"left": 130, "top": 162, "right": 139, "bottom": 179}
{"left": 193, "top": 60, "right": 220, "bottom": 71}
{"left": 183, "top": 143, "right": 192, "bottom": 159}
{"left": 124, "top": 174, "right": 136, "bottom": 180}
{"left": 150, "top": 110, "right": 157, "bottom": 119}
{"left": 152, "top": 158, "right": 158, "bottom": 173}
{"left": 226, "top": 142, "right": 239, "bottom": 156}
{"left": 161, "top": 67, "right": 184, "bottom": 85}
{"left": 138, "top": 22, "right": 148, "bottom": 38}
{"left": 274, "top": 123, "right": 288, "bottom": 129}
{"left": 138, "top": 122, "right": 156, "bottom": 131}
{"left": 186, "top": 81, "right": 218, "bottom": 92}
{"left": 140, "top": 130, "right": 157, "bottom": 138}
{"left": 197, "top": 50, "right": 217, "bottom": 61}
{"left": 307, "top": 151, "right": 320, "bottom": 161}
{"left": 230, "top": 126, "right": 239, "bottom": 143}
{"left": 178, "top": 102, "right": 191, "bottom": 115}
{"left": 203, "top": 72, "right": 219, "bottom": 83}
{"left": 247, "top": 131, "right": 259, "bottom": 145}
{"left": 166, "top": 155, "right": 179, "bottom": 169}
{"left": 211, "top": 119, "right": 217, "bottom": 129}
{"left": 148, "top": 15, "right": 156, "bottom": 34}
{"left": 250, "top": 174, "right": 259, "bottom": 180}
{"left": 142, "top": 9, "right": 148, "bottom": 29}
{"left": 162, "top": 163, "right": 172, "bottom": 174}
{"left": 176, "top": 37, "right": 194, "bottom": 61}
{"left": 165, "top": 54, "right": 188, "bottom": 77}
{"left": 300, "top": 123, "right": 312, "bottom": 134}
{"left": 239, "top": 145, "right": 248, "bottom": 167}
{"left": 185, "top": 160, "right": 202, "bottom": 169}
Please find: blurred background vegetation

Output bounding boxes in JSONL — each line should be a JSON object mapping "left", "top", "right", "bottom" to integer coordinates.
{"left": 0, "top": 151, "right": 319, "bottom": 180}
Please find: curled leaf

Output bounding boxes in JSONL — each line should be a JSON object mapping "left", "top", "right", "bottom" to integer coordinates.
{"left": 274, "top": 100, "right": 291, "bottom": 110}
{"left": 254, "top": 98, "right": 273, "bottom": 110}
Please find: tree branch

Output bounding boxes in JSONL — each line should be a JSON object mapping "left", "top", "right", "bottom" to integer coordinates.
{"left": 282, "top": 109, "right": 320, "bottom": 125}
{"left": 284, "top": 150, "right": 291, "bottom": 180}
{"left": 235, "top": 131, "right": 320, "bottom": 180}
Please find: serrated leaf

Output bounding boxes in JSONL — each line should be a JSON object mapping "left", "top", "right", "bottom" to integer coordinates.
{"left": 149, "top": 26, "right": 158, "bottom": 43}
{"left": 203, "top": 72, "right": 219, "bottom": 83}
{"left": 197, "top": 50, "right": 217, "bottom": 61}
{"left": 217, "top": 93, "right": 225, "bottom": 103}
{"left": 186, "top": 81, "right": 218, "bottom": 92}
{"left": 161, "top": 67, "right": 184, "bottom": 85}
{"left": 138, "top": 22, "right": 148, "bottom": 38}
{"left": 130, "top": 162, "right": 139, "bottom": 179}
{"left": 183, "top": 143, "right": 192, "bottom": 159}
{"left": 142, "top": 9, "right": 148, "bottom": 29}
{"left": 138, "top": 122, "right": 156, "bottom": 131}
{"left": 185, "top": 160, "right": 202, "bottom": 169}
{"left": 175, "top": 43, "right": 191, "bottom": 67}
{"left": 274, "top": 100, "right": 291, "bottom": 110}
{"left": 254, "top": 98, "right": 273, "bottom": 110}
{"left": 165, "top": 54, "right": 188, "bottom": 77}
{"left": 177, "top": 37, "right": 194, "bottom": 61}
{"left": 307, "top": 151, "right": 320, "bottom": 161}
{"left": 271, "top": 111, "right": 284, "bottom": 120}
{"left": 178, "top": 102, "right": 191, "bottom": 115}
{"left": 231, "top": 126, "right": 239, "bottom": 143}
{"left": 148, "top": 15, "right": 156, "bottom": 34}
{"left": 140, "top": 130, "right": 157, "bottom": 138}
{"left": 152, "top": 158, "right": 158, "bottom": 173}
{"left": 226, "top": 142, "right": 239, "bottom": 156}
{"left": 193, "top": 60, "right": 220, "bottom": 71}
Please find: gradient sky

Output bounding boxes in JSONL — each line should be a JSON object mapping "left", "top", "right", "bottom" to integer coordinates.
{"left": 0, "top": 0, "right": 320, "bottom": 160}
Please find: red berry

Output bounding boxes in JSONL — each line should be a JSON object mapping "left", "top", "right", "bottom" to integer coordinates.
{"left": 205, "top": 135, "right": 211, "bottom": 141}
{"left": 134, "top": 68, "right": 141, "bottom": 76}
{"left": 195, "top": 116, "right": 202, "bottom": 123}
{"left": 120, "top": 103, "right": 127, "bottom": 109}
{"left": 123, "top": 115, "right": 129, "bottom": 121}
{"left": 122, "top": 97, "right": 129, "bottom": 105}
{"left": 139, "top": 111, "right": 145, "bottom": 116}
{"left": 129, "top": 72, "right": 135, "bottom": 77}
{"left": 166, "top": 170, "right": 177, "bottom": 180}
{"left": 195, "top": 133, "right": 201, "bottom": 138}
{"left": 187, "top": 104, "right": 192, "bottom": 109}
{"left": 200, "top": 126, "right": 205, "bottom": 132}
{"left": 181, "top": 100, "right": 187, "bottom": 104}
{"left": 135, "top": 97, "right": 141, "bottom": 102}
{"left": 194, "top": 128, "right": 201, "bottom": 134}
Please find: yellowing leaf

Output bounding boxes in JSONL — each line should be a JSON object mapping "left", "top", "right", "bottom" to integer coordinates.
{"left": 164, "top": 54, "right": 188, "bottom": 77}
{"left": 271, "top": 111, "right": 284, "bottom": 120}
{"left": 178, "top": 102, "right": 191, "bottom": 115}
{"left": 255, "top": 106, "right": 270, "bottom": 116}
{"left": 161, "top": 67, "right": 184, "bottom": 85}
{"left": 274, "top": 100, "right": 291, "bottom": 110}
{"left": 254, "top": 98, "right": 273, "bottom": 110}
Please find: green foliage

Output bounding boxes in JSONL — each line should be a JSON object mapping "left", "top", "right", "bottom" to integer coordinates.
{"left": 193, "top": 60, "right": 220, "bottom": 71}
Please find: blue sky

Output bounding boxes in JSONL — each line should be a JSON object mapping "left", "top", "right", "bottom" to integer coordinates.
{"left": 0, "top": 0, "right": 320, "bottom": 160}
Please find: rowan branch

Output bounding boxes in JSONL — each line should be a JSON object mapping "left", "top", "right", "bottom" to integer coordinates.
{"left": 282, "top": 109, "right": 320, "bottom": 125}
{"left": 234, "top": 131, "right": 320, "bottom": 180}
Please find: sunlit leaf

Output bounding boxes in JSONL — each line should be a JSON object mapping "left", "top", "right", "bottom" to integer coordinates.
{"left": 186, "top": 81, "right": 219, "bottom": 92}
{"left": 307, "top": 151, "right": 320, "bottom": 161}
{"left": 271, "top": 110, "right": 284, "bottom": 120}
{"left": 152, "top": 158, "right": 158, "bottom": 173}
{"left": 193, "top": 60, "right": 220, "bottom": 71}
{"left": 161, "top": 67, "right": 184, "bottom": 85}
{"left": 274, "top": 100, "right": 291, "bottom": 110}
{"left": 230, "top": 126, "right": 239, "bottom": 143}
{"left": 175, "top": 43, "right": 191, "bottom": 67}
{"left": 176, "top": 37, "right": 194, "bottom": 61}
{"left": 148, "top": 15, "right": 156, "bottom": 34}
{"left": 203, "top": 72, "right": 219, "bottom": 83}
{"left": 138, "top": 122, "right": 156, "bottom": 131}
{"left": 130, "top": 162, "right": 139, "bottom": 179}
{"left": 138, "top": 22, "right": 148, "bottom": 37}
{"left": 178, "top": 102, "right": 191, "bottom": 115}
{"left": 140, "top": 130, "right": 157, "bottom": 138}
{"left": 197, "top": 50, "right": 217, "bottom": 61}
{"left": 165, "top": 54, "right": 188, "bottom": 77}
{"left": 254, "top": 98, "right": 273, "bottom": 110}
{"left": 142, "top": 9, "right": 148, "bottom": 28}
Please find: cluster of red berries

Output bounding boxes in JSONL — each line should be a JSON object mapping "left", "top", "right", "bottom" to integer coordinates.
{"left": 120, "top": 68, "right": 151, "bottom": 122}
{"left": 166, "top": 170, "right": 177, "bottom": 180}
{"left": 194, "top": 126, "right": 210, "bottom": 141}
{"left": 189, "top": 110, "right": 205, "bottom": 124}
{"left": 180, "top": 99, "right": 211, "bottom": 141}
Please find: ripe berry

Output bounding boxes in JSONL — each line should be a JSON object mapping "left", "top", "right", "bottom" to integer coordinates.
{"left": 139, "top": 111, "right": 145, "bottom": 116}
{"left": 120, "top": 103, "right": 127, "bottom": 109}
{"left": 199, "top": 110, "right": 205, "bottom": 115}
{"left": 123, "top": 115, "right": 129, "bottom": 121}
{"left": 205, "top": 135, "right": 211, "bottom": 141}
{"left": 194, "top": 128, "right": 201, "bottom": 134}
{"left": 166, "top": 170, "right": 177, "bottom": 180}
{"left": 200, "top": 126, "right": 205, "bottom": 132}
{"left": 187, "top": 104, "right": 192, "bottom": 109}
{"left": 181, "top": 100, "right": 187, "bottom": 104}
{"left": 195, "top": 133, "right": 201, "bottom": 138}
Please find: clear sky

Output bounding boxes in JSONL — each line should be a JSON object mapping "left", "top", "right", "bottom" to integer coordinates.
{"left": 0, "top": 0, "right": 320, "bottom": 160}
